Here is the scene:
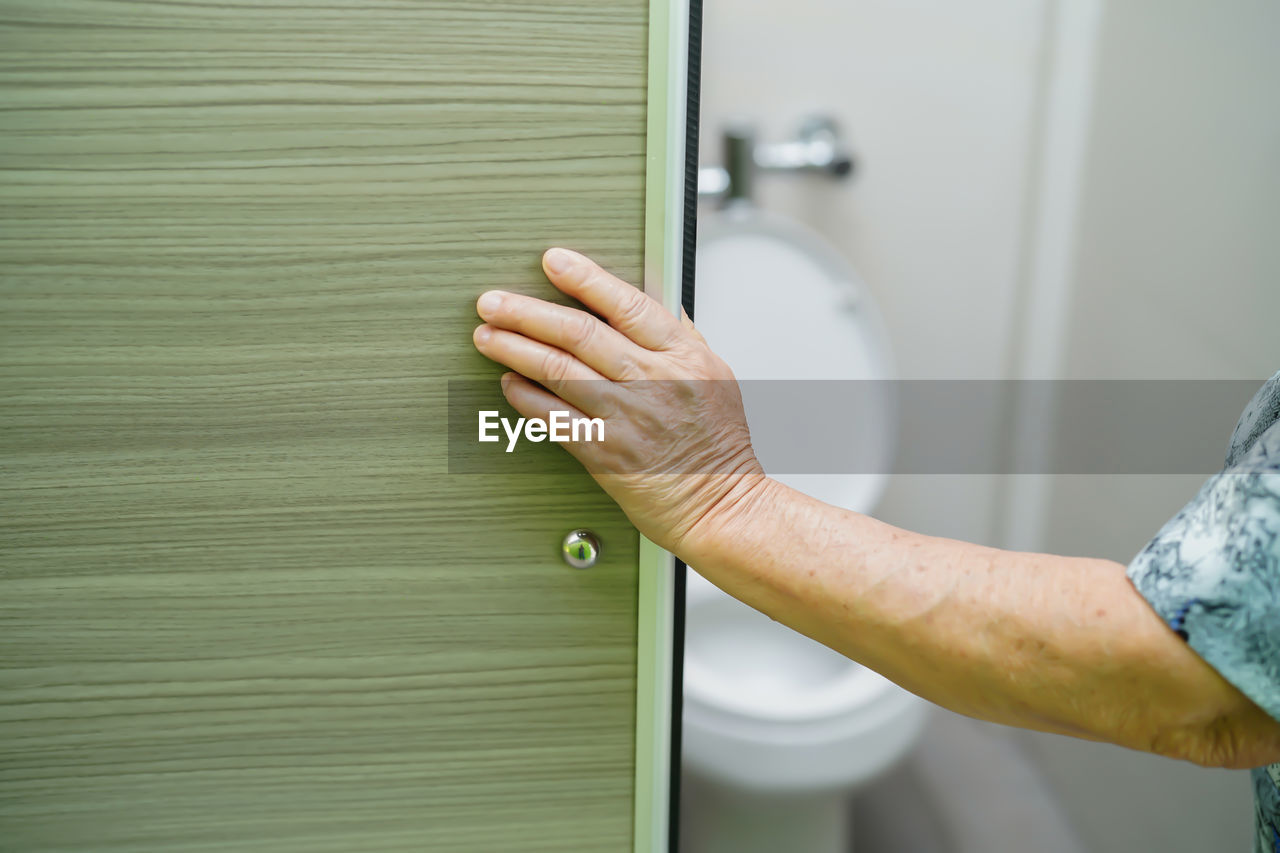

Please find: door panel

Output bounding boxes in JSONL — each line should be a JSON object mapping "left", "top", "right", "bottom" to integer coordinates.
{"left": 0, "top": 1, "right": 648, "bottom": 848}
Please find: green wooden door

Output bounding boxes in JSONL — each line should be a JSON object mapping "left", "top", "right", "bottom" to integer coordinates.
{"left": 0, "top": 2, "right": 675, "bottom": 849}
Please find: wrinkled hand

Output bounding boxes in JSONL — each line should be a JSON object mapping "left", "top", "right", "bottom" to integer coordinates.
{"left": 472, "top": 247, "right": 768, "bottom": 556}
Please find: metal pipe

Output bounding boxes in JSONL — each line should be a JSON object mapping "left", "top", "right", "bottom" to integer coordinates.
{"left": 697, "top": 114, "right": 855, "bottom": 206}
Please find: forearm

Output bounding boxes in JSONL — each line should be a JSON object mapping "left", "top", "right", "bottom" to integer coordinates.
{"left": 679, "top": 475, "right": 1280, "bottom": 769}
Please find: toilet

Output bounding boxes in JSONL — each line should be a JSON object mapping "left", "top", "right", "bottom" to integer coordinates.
{"left": 681, "top": 204, "right": 929, "bottom": 853}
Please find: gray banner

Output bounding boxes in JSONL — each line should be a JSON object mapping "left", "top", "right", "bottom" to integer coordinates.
{"left": 447, "top": 379, "right": 1271, "bottom": 475}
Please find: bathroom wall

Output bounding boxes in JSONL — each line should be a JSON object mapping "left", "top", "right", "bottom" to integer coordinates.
{"left": 1018, "top": 1, "right": 1280, "bottom": 851}
{"left": 698, "top": 0, "right": 1275, "bottom": 849}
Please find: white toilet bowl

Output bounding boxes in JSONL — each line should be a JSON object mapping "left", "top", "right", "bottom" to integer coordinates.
{"left": 681, "top": 205, "right": 928, "bottom": 853}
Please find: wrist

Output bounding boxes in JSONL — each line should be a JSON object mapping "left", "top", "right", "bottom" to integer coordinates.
{"left": 675, "top": 472, "right": 784, "bottom": 569}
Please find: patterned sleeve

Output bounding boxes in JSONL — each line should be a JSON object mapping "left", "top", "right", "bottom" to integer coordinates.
{"left": 1125, "top": 402, "right": 1280, "bottom": 724}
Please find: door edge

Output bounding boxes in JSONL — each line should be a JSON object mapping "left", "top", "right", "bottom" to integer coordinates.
{"left": 634, "top": 0, "right": 700, "bottom": 849}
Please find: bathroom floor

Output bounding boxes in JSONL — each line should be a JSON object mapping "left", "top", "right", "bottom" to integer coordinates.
{"left": 848, "top": 710, "right": 1085, "bottom": 853}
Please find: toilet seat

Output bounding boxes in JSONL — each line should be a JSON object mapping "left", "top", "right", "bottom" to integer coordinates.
{"left": 693, "top": 205, "right": 896, "bottom": 515}
{"left": 682, "top": 571, "right": 886, "bottom": 724}
{"left": 695, "top": 204, "right": 895, "bottom": 382}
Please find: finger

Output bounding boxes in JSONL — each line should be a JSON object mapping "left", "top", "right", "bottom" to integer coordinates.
{"left": 473, "top": 324, "right": 615, "bottom": 416}
{"left": 498, "top": 372, "right": 604, "bottom": 468}
{"left": 542, "top": 248, "right": 684, "bottom": 351}
{"left": 476, "top": 289, "right": 641, "bottom": 381}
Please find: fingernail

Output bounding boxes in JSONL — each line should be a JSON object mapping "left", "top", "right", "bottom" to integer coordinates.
{"left": 474, "top": 325, "right": 491, "bottom": 345}
{"left": 544, "top": 247, "right": 579, "bottom": 275}
{"left": 477, "top": 290, "right": 504, "bottom": 315}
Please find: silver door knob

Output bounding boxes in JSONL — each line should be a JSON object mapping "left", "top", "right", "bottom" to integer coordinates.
{"left": 561, "top": 529, "right": 601, "bottom": 569}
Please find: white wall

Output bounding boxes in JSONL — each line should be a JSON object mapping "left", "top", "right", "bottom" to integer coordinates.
{"left": 1053, "top": 0, "right": 1280, "bottom": 384}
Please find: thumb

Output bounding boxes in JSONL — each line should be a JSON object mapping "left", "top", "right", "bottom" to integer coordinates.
{"left": 679, "top": 307, "right": 706, "bottom": 343}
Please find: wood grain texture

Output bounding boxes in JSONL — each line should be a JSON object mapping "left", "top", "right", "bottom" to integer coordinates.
{"left": 0, "top": 1, "right": 647, "bottom": 849}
